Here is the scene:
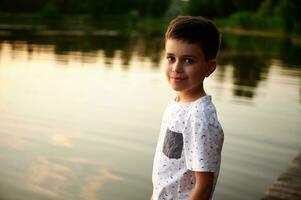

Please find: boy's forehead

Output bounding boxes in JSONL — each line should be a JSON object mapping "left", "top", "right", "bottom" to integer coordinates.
{"left": 165, "top": 39, "right": 204, "bottom": 56}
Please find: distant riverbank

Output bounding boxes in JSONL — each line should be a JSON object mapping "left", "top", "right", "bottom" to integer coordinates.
{"left": 0, "top": 14, "right": 170, "bottom": 36}
{"left": 1, "top": 23, "right": 300, "bottom": 49}
{"left": 0, "top": 14, "right": 300, "bottom": 44}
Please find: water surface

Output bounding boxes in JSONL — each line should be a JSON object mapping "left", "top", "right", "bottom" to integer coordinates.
{"left": 0, "top": 32, "right": 300, "bottom": 200}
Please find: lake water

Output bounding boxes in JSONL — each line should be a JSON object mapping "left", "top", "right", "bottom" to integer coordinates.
{"left": 0, "top": 32, "right": 300, "bottom": 200}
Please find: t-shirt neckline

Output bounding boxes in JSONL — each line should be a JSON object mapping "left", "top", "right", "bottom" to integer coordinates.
{"left": 171, "top": 94, "right": 211, "bottom": 106}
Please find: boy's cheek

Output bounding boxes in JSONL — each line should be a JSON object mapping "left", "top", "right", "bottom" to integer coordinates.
{"left": 164, "top": 61, "right": 171, "bottom": 68}
{"left": 165, "top": 65, "right": 171, "bottom": 74}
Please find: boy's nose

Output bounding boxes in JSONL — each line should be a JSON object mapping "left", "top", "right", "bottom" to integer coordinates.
{"left": 172, "top": 61, "right": 184, "bottom": 73}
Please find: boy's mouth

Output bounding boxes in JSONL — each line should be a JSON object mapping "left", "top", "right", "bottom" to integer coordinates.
{"left": 170, "top": 76, "right": 187, "bottom": 82}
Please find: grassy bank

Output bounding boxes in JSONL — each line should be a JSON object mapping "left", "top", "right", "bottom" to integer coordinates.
{"left": 215, "top": 11, "right": 301, "bottom": 38}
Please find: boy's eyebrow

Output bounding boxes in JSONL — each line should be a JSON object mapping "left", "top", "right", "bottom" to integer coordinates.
{"left": 166, "top": 52, "right": 174, "bottom": 55}
{"left": 166, "top": 52, "right": 198, "bottom": 58}
{"left": 182, "top": 54, "right": 198, "bottom": 58}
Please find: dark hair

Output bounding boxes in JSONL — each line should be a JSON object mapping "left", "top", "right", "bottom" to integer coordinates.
{"left": 165, "top": 16, "right": 221, "bottom": 60}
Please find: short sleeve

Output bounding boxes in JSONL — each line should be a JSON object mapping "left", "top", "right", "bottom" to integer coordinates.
{"left": 183, "top": 111, "right": 224, "bottom": 172}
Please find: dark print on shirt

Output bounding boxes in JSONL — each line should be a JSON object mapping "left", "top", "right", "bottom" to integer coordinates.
{"left": 162, "top": 128, "right": 183, "bottom": 159}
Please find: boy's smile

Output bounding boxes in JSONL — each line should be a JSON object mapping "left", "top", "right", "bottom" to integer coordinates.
{"left": 165, "top": 39, "right": 216, "bottom": 102}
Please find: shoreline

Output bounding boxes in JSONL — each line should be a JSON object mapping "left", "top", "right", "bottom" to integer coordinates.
{"left": 0, "top": 23, "right": 301, "bottom": 41}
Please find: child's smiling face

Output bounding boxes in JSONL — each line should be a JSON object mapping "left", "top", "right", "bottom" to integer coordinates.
{"left": 165, "top": 39, "right": 216, "bottom": 97}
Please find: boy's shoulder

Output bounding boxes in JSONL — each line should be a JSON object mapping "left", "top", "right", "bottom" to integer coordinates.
{"left": 188, "top": 96, "right": 218, "bottom": 125}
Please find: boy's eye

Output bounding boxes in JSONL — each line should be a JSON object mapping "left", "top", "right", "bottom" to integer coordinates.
{"left": 166, "top": 56, "right": 175, "bottom": 63}
{"left": 184, "top": 58, "right": 194, "bottom": 64}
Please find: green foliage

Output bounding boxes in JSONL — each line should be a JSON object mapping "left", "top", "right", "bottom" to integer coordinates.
{"left": 230, "top": 11, "right": 257, "bottom": 28}
{"left": 274, "top": 0, "right": 296, "bottom": 31}
{"left": 40, "top": 1, "right": 62, "bottom": 21}
{"left": 0, "top": 0, "right": 45, "bottom": 13}
{"left": 231, "top": 0, "right": 262, "bottom": 11}
{"left": 54, "top": 0, "right": 88, "bottom": 14}
{"left": 293, "top": 22, "right": 301, "bottom": 34}
{"left": 259, "top": 16, "right": 287, "bottom": 32}
{"left": 83, "top": 0, "right": 172, "bottom": 21}
{"left": 257, "top": 0, "right": 298, "bottom": 32}
{"left": 182, "top": 0, "right": 301, "bottom": 34}
{"left": 273, "top": 0, "right": 296, "bottom": 17}
{"left": 183, "top": 0, "right": 235, "bottom": 18}
{"left": 227, "top": 12, "right": 258, "bottom": 29}
{"left": 257, "top": 0, "right": 274, "bottom": 16}
{"left": 1, "top": 0, "right": 301, "bottom": 35}
{"left": 0, "top": 0, "right": 172, "bottom": 20}
{"left": 136, "top": 17, "right": 170, "bottom": 36}
{"left": 226, "top": 11, "right": 287, "bottom": 32}
{"left": 147, "top": 0, "right": 171, "bottom": 18}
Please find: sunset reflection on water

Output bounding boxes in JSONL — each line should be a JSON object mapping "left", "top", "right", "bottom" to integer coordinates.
{"left": 0, "top": 33, "right": 300, "bottom": 200}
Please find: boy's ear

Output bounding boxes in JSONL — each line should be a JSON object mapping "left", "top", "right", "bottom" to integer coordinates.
{"left": 205, "top": 60, "right": 216, "bottom": 77}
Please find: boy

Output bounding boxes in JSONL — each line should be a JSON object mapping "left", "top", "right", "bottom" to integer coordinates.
{"left": 151, "top": 16, "right": 224, "bottom": 200}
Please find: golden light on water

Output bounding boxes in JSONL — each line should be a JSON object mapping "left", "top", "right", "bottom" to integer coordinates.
{"left": 26, "top": 156, "right": 122, "bottom": 199}
{"left": 51, "top": 134, "right": 73, "bottom": 148}
{"left": 0, "top": 36, "right": 300, "bottom": 200}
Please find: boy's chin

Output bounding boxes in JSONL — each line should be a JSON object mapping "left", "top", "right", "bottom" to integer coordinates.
{"left": 170, "top": 85, "right": 185, "bottom": 92}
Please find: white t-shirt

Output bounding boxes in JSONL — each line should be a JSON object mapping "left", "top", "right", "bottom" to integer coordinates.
{"left": 152, "top": 95, "right": 224, "bottom": 200}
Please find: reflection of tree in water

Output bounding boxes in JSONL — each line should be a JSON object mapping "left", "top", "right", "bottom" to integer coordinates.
{"left": 275, "top": 38, "right": 301, "bottom": 104}
{"left": 51, "top": 35, "right": 130, "bottom": 66}
{"left": 219, "top": 33, "right": 301, "bottom": 99}
{"left": 1, "top": 32, "right": 300, "bottom": 98}
{"left": 0, "top": 32, "right": 164, "bottom": 69}
{"left": 219, "top": 54, "right": 269, "bottom": 98}
{"left": 141, "top": 36, "right": 164, "bottom": 67}
{"left": 232, "top": 55, "right": 268, "bottom": 98}
{"left": 278, "top": 38, "right": 301, "bottom": 66}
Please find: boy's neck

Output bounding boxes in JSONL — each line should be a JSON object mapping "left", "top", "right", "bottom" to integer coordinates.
{"left": 175, "top": 85, "right": 207, "bottom": 103}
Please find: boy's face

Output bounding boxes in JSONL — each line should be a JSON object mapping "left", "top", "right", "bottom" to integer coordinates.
{"left": 165, "top": 39, "right": 216, "bottom": 94}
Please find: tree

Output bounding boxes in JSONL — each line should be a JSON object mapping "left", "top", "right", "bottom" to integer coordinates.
{"left": 183, "top": 0, "right": 235, "bottom": 18}
{"left": 231, "top": 0, "right": 262, "bottom": 11}
{"left": 258, "top": 0, "right": 298, "bottom": 32}
{"left": 274, "top": 0, "right": 297, "bottom": 32}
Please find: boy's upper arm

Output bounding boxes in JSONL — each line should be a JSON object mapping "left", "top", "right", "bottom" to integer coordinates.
{"left": 194, "top": 171, "right": 214, "bottom": 188}
{"left": 190, "top": 171, "right": 214, "bottom": 199}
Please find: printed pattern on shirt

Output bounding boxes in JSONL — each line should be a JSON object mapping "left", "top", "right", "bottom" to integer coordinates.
{"left": 152, "top": 95, "right": 224, "bottom": 200}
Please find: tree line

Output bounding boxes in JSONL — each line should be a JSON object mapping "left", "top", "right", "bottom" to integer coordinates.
{"left": 184, "top": 0, "right": 301, "bottom": 33}
{"left": 0, "top": 0, "right": 300, "bottom": 33}
{"left": 0, "top": 0, "right": 171, "bottom": 18}
{"left": 1, "top": 0, "right": 300, "bottom": 21}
